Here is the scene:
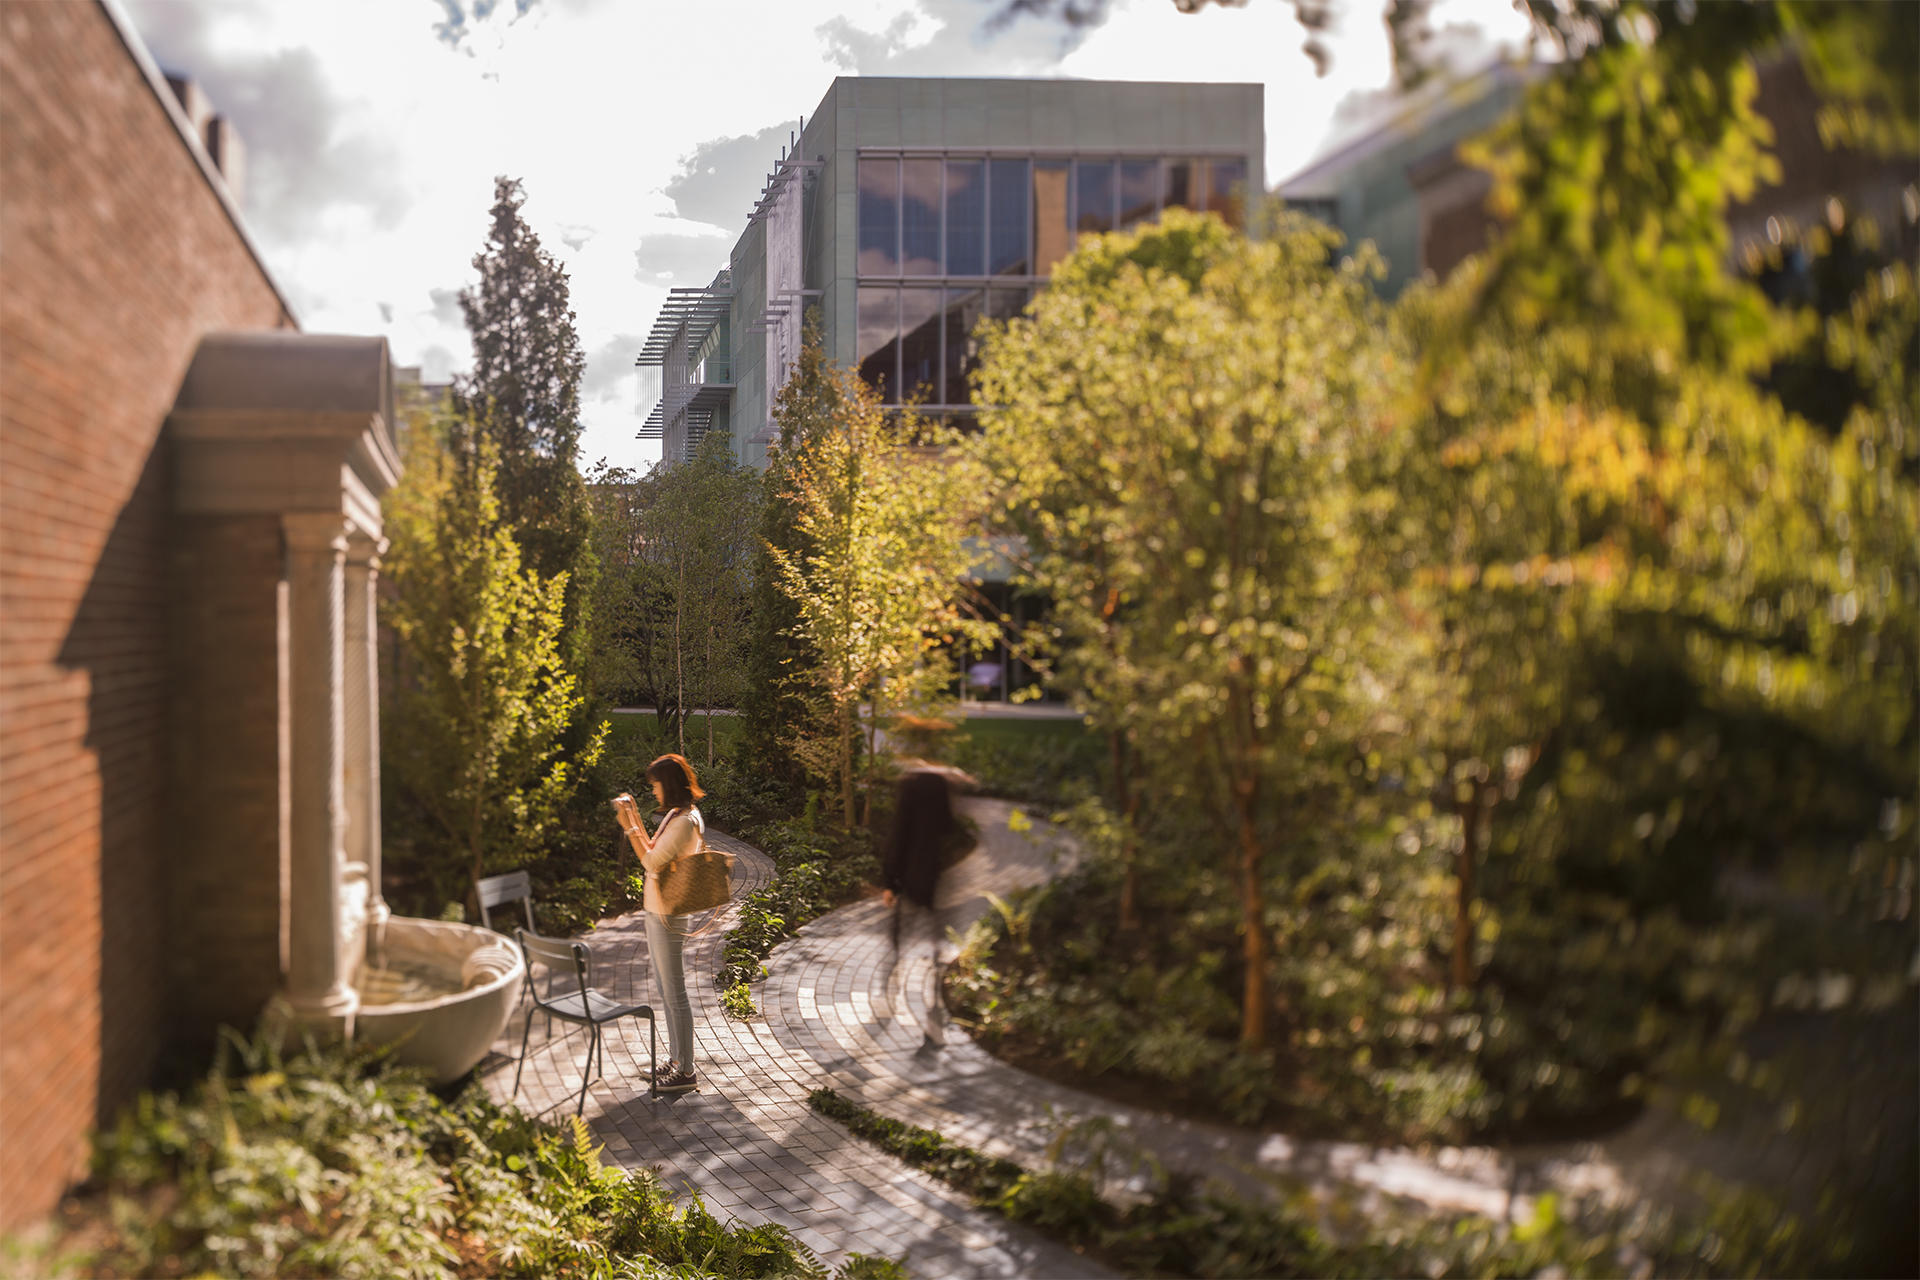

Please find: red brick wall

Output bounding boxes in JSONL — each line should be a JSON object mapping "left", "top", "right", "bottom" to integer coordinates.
{"left": 168, "top": 516, "right": 288, "bottom": 1041}
{"left": 0, "top": 1, "right": 294, "bottom": 1231}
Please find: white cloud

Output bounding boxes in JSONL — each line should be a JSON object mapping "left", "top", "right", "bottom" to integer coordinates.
{"left": 123, "top": 0, "right": 1527, "bottom": 473}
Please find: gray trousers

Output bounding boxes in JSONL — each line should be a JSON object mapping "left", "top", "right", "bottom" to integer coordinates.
{"left": 645, "top": 910, "right": 696, "bottom": 1071}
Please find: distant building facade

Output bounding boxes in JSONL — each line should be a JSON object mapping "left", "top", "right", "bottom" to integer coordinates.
{"left": 1277, "top": 56, "right": 1917, "bottom": 296}
{"left": 639, "top": 77, "right": 1265, "bottom": 467}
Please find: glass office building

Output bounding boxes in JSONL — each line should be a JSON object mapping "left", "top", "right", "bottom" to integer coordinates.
{"left": 639, "top": 77, "right": 1265, "bottom": 467}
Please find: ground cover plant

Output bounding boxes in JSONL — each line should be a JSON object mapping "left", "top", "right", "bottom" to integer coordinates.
{"left": 11, "top": 1032, "right": 898, "bottom": 1280}
{"left": 716, "top": 807, "right": 882, "bottom": 992}
{"left": 807, "top": 1087, "right": 1821, "bottom": 1280}
{"left": 942, "top": 6, "right": 1918, "bottom": 1264}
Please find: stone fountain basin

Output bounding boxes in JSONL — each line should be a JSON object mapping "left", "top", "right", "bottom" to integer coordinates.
{"left": 354, "top": 916, "right": 523, "bottom": 1084}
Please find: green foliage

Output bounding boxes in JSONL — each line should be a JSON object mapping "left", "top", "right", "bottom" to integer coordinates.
{"left": 769, "top": 326, "right": 995, "bottom": 828}
{"left": 809, "top": 1085, "right": 1831, "bottom": 1279}
{"left": 33, "top": 1029, "right": 884, "bottom": 1280}
{"left": 453, "top": 175, "right": 592, "bottom": 599}
{"left": 719, "top": 982, "right": 757, "bottom": 1020}
{"left": 970, "top": 207, "right": 1404, "bottom": 1046}
{"left": 592, "top": 434, "right": 761, "bottom": 764}
{"left": 741, "top": 316, "right": 837, "bottom": 801}
{"left": 941, "top": 718, "right": 1104, "bottom": 807}
{"left": 383, "top": 407, "right": 607, "bottom": 904}
{"left": 716, "top": 814, "right": 879, "bottom": 991}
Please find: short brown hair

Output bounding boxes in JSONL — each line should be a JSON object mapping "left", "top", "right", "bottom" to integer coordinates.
{"left": 646, "top": 753, "right": 704, "bottom": 810}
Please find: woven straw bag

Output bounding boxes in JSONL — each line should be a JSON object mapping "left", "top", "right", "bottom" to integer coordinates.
{"left": 654, "top": 823, "right": 734, "bottom": 916}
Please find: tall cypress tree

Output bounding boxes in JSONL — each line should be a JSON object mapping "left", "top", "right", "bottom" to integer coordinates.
{"left": 741, "top": 316, "right": 835, "bottom": 793}
{"left": 454, "top": 176, "right": 591, "bottom": 598}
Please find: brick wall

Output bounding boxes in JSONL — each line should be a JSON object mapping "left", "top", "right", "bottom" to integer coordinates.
{"left": 0, "top": 1, "right": 295, "bottom": 1231}
{"left": 167, "top": 516, "right": 289, "bottom": 1042}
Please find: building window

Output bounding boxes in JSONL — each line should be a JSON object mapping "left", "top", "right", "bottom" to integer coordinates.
{"left": 945, "top": 159, "right": 986, "bottom": 276}
{"left": 1209, "top": 158, "right": 1249, "bottom": 230}
{"left": 858, "top": 158, "right": 899, "bottom": 274}
{"left": 1074, "top": 159, "right": 1115, "bottom": 237}
{"left": 943, "top": 287, "right": 984, "bottom": 404}
{"left": 857, "top": 287, "right": 899, "bottom": 403}
{"left": 852, "top": 149, "right": 1250, "bottom": 403}
{"left": 900, "top": 287, "right": 942, "bottom": 404}
{"left": 902, "top": 159, "right": 942, "bottom": 275}
{"left": 1033, "top": 160, "right": 1070, "bottom": 275}
{"left": 1119, "top": 160, "right": 1159, "bottom": 228}
{"left": 1288, "top": 197, "right": 1339, "bottom": 227}
{"left": 1164, "top": 159, "right": 1198, "bottom": 213}
{"left": 989, "top": 158, "right": 1029, "bottom": 276}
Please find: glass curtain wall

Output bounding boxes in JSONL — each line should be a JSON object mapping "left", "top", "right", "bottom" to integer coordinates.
{"left": 858, "top": 152, "right": 1250, "bottom": 409}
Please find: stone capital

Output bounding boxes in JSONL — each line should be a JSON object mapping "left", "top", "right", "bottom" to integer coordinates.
{"left": 343, "top": 530, "right": 389, "bottom": 569}
{"left": 282, "top": 512, "right": 351, "bottom": 554}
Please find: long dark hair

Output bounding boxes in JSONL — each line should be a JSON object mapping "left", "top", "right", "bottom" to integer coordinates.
{"left": 647, "top": 753, "right": 704, "bottom": 812}
{"left": 886, "top": 770, "right": 957, "bottom": 910}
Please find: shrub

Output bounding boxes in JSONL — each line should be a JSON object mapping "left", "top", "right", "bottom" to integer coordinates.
{"left": 716, "top": 806, "right": 882, "bottom": 992}
{"left": 808, "top": 1088, "right": 1830, "bottom": 1279}
{"left": 21, "top": 1030, "right": 893, "bottom": 1279}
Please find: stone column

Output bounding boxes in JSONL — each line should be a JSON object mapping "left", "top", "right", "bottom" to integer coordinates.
{"left": 280, "top": 513, "right": 357, "bottom": 1024}
{"left": 343, "top": 530, "right": 388, "bottom": 940}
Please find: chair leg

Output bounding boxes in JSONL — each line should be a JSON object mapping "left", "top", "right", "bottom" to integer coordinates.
{"left": 575, "top": 1026, "right": 597, "bottom": 1117}
{"left": 649, "top": 1015, "right": 658, "bottom": 1098}
{"left": 511, "top": 1005, "right": 537, "bottom": 1100}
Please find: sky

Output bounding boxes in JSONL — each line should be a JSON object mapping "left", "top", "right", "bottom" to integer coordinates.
{"left": 123, "top": 0, "right": 1532, "bottom": 473}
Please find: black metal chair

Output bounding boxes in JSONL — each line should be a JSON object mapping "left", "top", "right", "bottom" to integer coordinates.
{"left": 477, "top": 870, "right": 536, "bottom": 934}
{"left": 511, "top": 927, "right": 656, "bottom": 1115}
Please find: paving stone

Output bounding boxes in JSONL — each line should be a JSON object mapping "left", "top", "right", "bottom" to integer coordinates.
{"left": 483, "top": 798, "right": 1655, "bottom": 1278}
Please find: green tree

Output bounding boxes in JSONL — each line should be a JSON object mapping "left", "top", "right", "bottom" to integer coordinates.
{"left": 582, "top": 459, "right": 648, "bottom": 709}
{"left": 454, "top": 176, "right": 594, "bottom": 616}
{"left": 383, "top": 406, "right": 606, "bottom": 903}
{"left": 637, "top": 431, "right": 762, "bottom": 764}
{"left": 971, "top": 209, "right": 1401, "bottom": 1047}
{"left": 1386, "top": 0, "right": 1919, "bottom": 989}
{"left": 743, "top": 319, "right": 839, "bottom": 796}
{"left": 770, "top": 345, "right": 990, "bottom": 830}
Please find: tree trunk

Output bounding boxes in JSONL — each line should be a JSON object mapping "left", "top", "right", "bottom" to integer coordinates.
{"left": 861, "top": 706, "right": 878, "bottom": 827}
{"left": 704, "top": 624, "right": 715, "bottom": 767}
{"left": 840, "top": 701, "right": 856, "bottom": 830}
{"left": 1235, "top": 779, "right": 1267, "bottom": 1048}
{"left": 1112, "top": 729, "right": 1139, "bottom": 930}
{"left": 467, "top": 788, "right": 486, "bottom": 920}
{"left": 673, "top": 558, "right": 687, "bottom": 757}
{"left": 1451, "top": 788, "right": 1481, "bottom": 993}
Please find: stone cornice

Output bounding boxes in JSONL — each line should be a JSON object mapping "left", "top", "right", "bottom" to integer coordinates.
{"left": 169, "top": 334, "right": 401, "bottom": 539}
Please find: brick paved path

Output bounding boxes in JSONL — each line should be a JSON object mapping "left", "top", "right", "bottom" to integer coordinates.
{"left": 480, "top": 799, "right": 1651, "bottom": 1278}
{"left": 479, "top": 815, "right": 1109, "bottom": 1279}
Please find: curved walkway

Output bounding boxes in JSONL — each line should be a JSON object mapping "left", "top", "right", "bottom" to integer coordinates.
{"left": 479, "top": 800, "right": 1744, "bottom": 1277}
{"left": 479, "top": 820, "right": 1105, "bottom": 1279}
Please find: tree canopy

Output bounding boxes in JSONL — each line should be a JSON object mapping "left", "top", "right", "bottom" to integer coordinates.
{"left": 454, "top": 176, "right": 593, "bottom": 597}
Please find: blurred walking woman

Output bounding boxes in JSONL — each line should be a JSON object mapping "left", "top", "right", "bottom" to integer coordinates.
{"left": 613, "top": 753, "right": 706, "bottom": 1094}
{"left": 883, "top": 769, "right": 971, "bottom": 1050}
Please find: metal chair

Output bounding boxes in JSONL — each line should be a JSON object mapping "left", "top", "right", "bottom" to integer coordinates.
{"left": 477, "top": 870, "right": 536, "bottom": 934}
{"left": 511, "top": 927, "right": 656, "bottom": 1116}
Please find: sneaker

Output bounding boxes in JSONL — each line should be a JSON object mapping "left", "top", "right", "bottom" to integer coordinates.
{"left": 655, "top": 1067, "right": 697, "bottom": 1094}
{"left": 649, "top": 1059, "right": 679, "bottom": 1082}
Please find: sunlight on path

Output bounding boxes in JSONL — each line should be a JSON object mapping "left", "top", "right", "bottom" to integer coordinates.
{"left": 480, "top": 797, "right": 1695, "bottom": 1279}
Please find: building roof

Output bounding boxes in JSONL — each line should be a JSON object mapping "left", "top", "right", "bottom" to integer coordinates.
{"left": 98, "top": 0, "right": 299, "bottom": 326}
{"left": 1274, "top": 58, "right": 1542, "bottom": 199}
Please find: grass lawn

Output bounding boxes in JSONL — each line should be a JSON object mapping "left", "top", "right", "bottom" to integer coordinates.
{"left": 947, "top": 715, "right": 1096, "bottom": 751}
{"left": 939, "top": 714, "right": 1107, "bottom": 804}
{"left": 603, "top": 709, "right": 745, "bottom": 757}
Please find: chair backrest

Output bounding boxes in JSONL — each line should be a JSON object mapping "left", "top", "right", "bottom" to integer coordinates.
{"left": 477, "top": 870, "right": 535, "bottom": 934}
{"left": 513, "top": 927, "right": 591, "bottom": 1004}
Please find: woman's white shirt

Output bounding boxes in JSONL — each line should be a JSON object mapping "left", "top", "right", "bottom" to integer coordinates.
{"left": 641, "top": 807, "right": 704, "bottom": 875}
